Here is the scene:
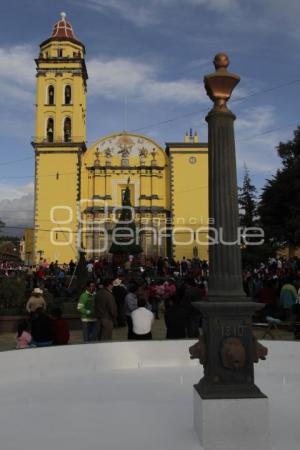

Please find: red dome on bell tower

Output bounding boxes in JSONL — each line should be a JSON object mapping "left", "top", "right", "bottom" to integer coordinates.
{"left": 51, "top": 12, "right": 75, "bottom": 39}
{"left": 40, "top": 12, "right": 85, "bottom": 52}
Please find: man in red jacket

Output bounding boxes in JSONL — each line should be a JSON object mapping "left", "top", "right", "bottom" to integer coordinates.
{"left": 51, "top": 308, "right": 70, "bottom": 345}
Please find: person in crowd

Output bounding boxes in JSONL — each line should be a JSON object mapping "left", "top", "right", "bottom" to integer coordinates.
{"left": 77, "top": 281, "right": 97, "bottom": 343}
{"left": 31, "top": 308, "right": 54, "bottom": 347}
{"left": 258, "top": 280, "right": 277, "bottom": 317}
{"left": 124, "top": 258, "right": 131, "bottom": 274}
{"left": 35, "top": 265, "right": 46, "bottom": 286}
{"left": 163, "top": 279, "right": 177, "bottom": 299}
{"left": 131, "top": 298, "right": 154, "bottom": 340}
{"left": 69, "top": 259, "right": 76, "bottom": 274}
{"left": 16, "top": 320, "right": 33, "bottom": 349}
{"left": 26, "top": 288, "right": 46, "bottom": 314}
{"left": 180, "top": 257, "right": 188, "bottom": 276}
{"left": 51, "top": 307, "right": 70, "bottom": 345}
{"left": 152, "top": 280, "right": 164, "bottom": 319}
{"left": 156, "top": 257, "right": 164, "bottom": 276}
{"left": 183, "top": 278, "right": 203, "bottom": 338}
{"left": 112, "top": 278, "right": 127, "bottom": 327}
{"left": 124, "top": 283, "right": 139, "bottom": 339}
{"left": 164, "top": 295, "right": 187, "bottom": 339}
{"left": 95, "top": 278, "right": 117, "bottom": 341}
{"left": 280, "top": 278, "right": 297, "bottom": 320}
{"left": 86, "top": 260, "right": 94, "bottom": 279}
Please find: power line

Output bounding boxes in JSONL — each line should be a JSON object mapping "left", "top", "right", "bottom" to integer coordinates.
{"left": 0, "top": 76, "right": 299, "bottom": 172}
{"left": 0, "top": 156, "right": 33, "bottom": 166}
{"left": 0, "top": 119, "right": 296, "bottom": 181}
{"left": 237, "top": 122, "right": 299, "bottom": 143}
{"left": 131, "top": 107, "right": 210, "bottom": 133}
{"left": 0, "top": 77, "right": 299, "bottom": 179}
{"left": 130, "top": 78, "right": 300, "bottom": 133}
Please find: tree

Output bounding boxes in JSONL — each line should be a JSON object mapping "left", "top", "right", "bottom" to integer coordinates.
{"left": 238, "top": 165, "right": 258, "bottom": 228}
{"left": 277, "top": 126, "right": 300, "bottom": 168}
{"left": 238, "top": 166, "right": 270, "bottom": 266}
{"left": 259, "top": 127, "right": 300, "bottom": 257}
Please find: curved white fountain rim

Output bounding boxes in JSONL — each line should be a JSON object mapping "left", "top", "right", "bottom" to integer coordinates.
{"left": 0, "top": 340, "right": 299, "bottom": 450}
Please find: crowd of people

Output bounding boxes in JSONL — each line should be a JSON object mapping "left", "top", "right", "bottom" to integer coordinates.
{"left": 3, "top": 254, "right": 300, "bottom": 349}
{"left": 243, "top": 257, "right": 300, "bottom": 336}
{"left": 77, "top": 275, "right": 208, "bottom": 343}
{"left": 13, "top": 270, "right": 208, "bottom": 348}
{"left": 17, "top": 296, "right": 70, "bottom": 349}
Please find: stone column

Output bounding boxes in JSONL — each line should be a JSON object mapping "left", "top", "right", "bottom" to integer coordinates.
{"left": 207, "top": 110, "right": 245, "bottom": 298}
{"left": 191, "top": 53, "right": 267, "bottom": 400}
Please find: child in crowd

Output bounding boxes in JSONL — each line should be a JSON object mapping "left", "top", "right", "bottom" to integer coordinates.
{"left": 16, "top": 321, "right": 33, "bottom": 349}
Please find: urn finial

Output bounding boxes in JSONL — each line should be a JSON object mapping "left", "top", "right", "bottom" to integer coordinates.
{"left": 204, "top": 53, "right": 240, "bottom": 112}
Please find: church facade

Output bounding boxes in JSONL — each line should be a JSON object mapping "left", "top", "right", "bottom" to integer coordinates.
{"left": 31, "top": 13, "right": 208, "bottom": 264}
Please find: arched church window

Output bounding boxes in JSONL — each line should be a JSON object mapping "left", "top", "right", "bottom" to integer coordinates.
{"left": 64, "top": 117, "right": 71, "bottom": 142}
{"left": 47, "top": 118, "right": 54, "bottom": 142}
{"left": 64, "top": 85, "right": 72, "bottom": 105}
{"left": 48, "top": 85, "right": 55, "bottom": 105}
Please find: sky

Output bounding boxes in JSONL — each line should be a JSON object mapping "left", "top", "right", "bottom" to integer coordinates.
{"left": 1, "top": 0, "right": 300, "bottom": 230}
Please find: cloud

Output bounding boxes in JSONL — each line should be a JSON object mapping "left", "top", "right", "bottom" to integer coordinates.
{"left": 0, "top": 45, "right": 35, "bottom": 103}
{"left": 0, "top": 184, "right": 34, "bottom": 228}
{"left": 73, "top": 0, "right": 240, "bottom": 26}
{"left": 0, "top": 182, "right": 34, "bottom": 202}
{"left": 87, "top": 57, "right": 205, "bottom": 104}
{"left": 179, "top": 0, "right": 239, "bottom": 11}
{"left": 71, "top": 0, "right": 300, "bottom": 45}
{"left": 71, "top": 0, "right": 159, "bottom": 26}
{"left": 235, "top": 105, "right": 283, "bottom": 174}
{"left": 262, "top": 0, "right": 300, "bottom": 39}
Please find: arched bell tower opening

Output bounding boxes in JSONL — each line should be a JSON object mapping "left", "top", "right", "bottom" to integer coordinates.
{"left": 64, "top": 85, "right": 72, "bottom": 105}
{"left": 46, "top": 117, "right": 54, "bottom": 142}
{"left": 48, "top": 85, "right": 55, "bottom": 105}
{"left": 63, "top": 117, "right": 72, "bottom": 142}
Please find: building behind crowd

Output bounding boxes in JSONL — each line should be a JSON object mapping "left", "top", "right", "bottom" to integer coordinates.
{"left": 27, "top": 13, "right": 208, "bottom": 264}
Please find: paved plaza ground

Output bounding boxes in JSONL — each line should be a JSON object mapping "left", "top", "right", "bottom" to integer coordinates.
{"left": 0, "top": 318, "right": 295, "bottom": 352}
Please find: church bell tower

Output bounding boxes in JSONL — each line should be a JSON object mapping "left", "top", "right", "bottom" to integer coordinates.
{"left": 32, "top": 12, "right": 88, "bottom": 263}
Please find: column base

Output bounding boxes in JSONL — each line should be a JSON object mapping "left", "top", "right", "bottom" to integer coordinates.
{"left": 194, "top": 387, "right": 272, "bottom": 450}
{"left": 195, "top": 379, "right": 266, "bottom": 400}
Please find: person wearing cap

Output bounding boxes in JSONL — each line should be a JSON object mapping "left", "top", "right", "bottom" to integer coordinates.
{"left": 112, "top": 278, "right": 127, "bottom": 327}
{"left": 26, "top": 288, "right": 46, "bottom": 314}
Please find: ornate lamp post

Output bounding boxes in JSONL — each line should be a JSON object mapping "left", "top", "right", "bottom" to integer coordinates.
{"left": 190, "top": 53, "right": 267, "bottom": 399}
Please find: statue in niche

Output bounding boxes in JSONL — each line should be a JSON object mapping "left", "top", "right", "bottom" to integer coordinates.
{"left": 151, "top": 148, "right": 157, "bottom": 166}
{"left": 118, "top": 145, "right": 131, "bottom": 159}
{"left": 117, "top": 133, "right": 134, "bottom": 164}
{"left": 122, "top": 177, "right": 131, "bottom": 208}
{"left": 94, "top": 147, "right": 100, "bottom": 166}
{"left": 104, "top": 147, "right": 112, "bottom": 159}
{"left": 104, "top": 147, "right": 112, "bottom": 164}
{"left": 139, "top": 147, "right": 148, "bottom": 164}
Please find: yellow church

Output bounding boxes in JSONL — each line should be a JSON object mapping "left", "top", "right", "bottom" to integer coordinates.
{"left": 30, "top": 13, "right": 208, "bottom": 264}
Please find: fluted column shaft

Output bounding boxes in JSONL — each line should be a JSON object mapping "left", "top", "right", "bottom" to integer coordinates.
{"left": 206, "top": 110, "right": 245, "bottom": 299}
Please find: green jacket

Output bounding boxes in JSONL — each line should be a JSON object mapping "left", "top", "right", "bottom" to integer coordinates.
{"left": 77, "top": 291, "right": 96, "bottom": 322}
